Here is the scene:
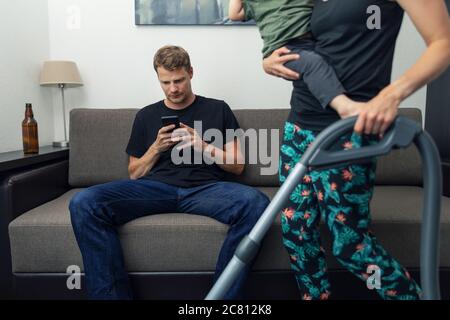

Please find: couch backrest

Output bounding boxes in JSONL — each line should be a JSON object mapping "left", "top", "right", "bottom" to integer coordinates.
{"left": 69, "top": 108, "right": 423, "bottom": 187}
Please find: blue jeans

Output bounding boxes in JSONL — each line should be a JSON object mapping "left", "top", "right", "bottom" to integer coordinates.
{"left": 69, "top": 179, "right": 270, "bottom": 300}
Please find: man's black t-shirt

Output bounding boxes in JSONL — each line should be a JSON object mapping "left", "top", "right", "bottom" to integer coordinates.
{"left": 126, "top": 95, "right": 240, "bottom": 187}
{"left": 289, "top": 0, "right": 404, "bottom": 131}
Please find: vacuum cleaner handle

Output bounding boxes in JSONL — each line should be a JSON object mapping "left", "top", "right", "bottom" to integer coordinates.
{"left": 306, "top": 116, "right": 422, "bottom": 169}
{"left": 302, "top": 115, "right": 441, "bottom": 300}
{"left": 206, "top": 115, "right": 441, "bottom": 300}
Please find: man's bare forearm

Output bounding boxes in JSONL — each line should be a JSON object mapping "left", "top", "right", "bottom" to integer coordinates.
{"left": 203, "top": 142, "right": 244, "bottom": 175}
{"left": 128, "top": 145, "right": 161, "bottom": 180}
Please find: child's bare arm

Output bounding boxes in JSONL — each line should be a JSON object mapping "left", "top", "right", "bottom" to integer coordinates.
{"left": 229, "top": 0, "right": 245, "bottom": 21}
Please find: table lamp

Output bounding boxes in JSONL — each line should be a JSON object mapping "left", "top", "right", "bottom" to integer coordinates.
{"left": 40, "top": 61, "right": 83, "bottom": 147}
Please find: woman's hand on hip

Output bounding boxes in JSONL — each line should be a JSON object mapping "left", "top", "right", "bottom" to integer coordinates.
{"left": 262, "top": 47, "right": 301, "bottom": 80}
{"left": 354, "top": 85, "right": 402, "bottom": 137}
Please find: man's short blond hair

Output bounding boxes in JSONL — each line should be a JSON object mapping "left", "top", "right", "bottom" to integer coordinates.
{"left": 153, "top": 45, "right": 191, "bottom": 73}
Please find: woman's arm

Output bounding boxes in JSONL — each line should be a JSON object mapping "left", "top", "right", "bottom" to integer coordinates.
{"left": 355, "top": 0, "right": 450, "bottom": 135}
{"left": 229, "top": 0, "right": 245, "bottom": 21}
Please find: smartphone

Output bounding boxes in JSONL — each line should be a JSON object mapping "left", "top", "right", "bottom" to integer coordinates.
{"left": 161, "top": 115, "right": 180, "bottom": 130}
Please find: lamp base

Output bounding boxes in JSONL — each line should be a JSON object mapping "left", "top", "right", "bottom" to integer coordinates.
{"left": 53, "top": 141, "right": 69, "bottom": 148}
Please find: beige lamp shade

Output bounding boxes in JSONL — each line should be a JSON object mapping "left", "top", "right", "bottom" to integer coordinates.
{"left": 40, "top": 61, "right": 83, "bottom": 87}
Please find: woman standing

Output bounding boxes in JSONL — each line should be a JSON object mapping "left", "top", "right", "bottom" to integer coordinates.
{"left": 263, "top": 0, "right": 450, "bottom": 300}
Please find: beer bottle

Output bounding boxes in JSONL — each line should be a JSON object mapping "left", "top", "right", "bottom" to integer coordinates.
{"left": 22, "top": 103, "right": 39, "bottom": 154}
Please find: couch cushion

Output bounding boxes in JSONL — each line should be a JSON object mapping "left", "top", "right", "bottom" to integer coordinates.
{"left": 228, "top": 109, "right": 289, "bottom": 187}
{"left": 9, "top": 186, "right": 450, "bottom": 273}
{"left": 69, "top": 108, "right": 423, "bottom": 188}
{"left": 69, "top": 109, "right": 136, "bottom": 187}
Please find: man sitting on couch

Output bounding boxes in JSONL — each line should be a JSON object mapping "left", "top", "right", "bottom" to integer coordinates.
{"left": 68, "top": 45, "right": 270, "bottom": 300}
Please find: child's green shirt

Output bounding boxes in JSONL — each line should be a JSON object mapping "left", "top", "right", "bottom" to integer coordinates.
{"left": 243, "top": 0, "right": 314, "bottom": 57}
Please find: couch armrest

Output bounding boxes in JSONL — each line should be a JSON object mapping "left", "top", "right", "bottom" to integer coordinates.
{"left": 0, "top": 159, "right": 71, "bottom": 298}
{"left": 1, "top": 160, "right": 71, "bottom": 223}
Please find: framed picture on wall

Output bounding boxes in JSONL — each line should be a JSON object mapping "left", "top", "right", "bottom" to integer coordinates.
{"left": 135, "top": 0, "right": 255, "bottom": 25}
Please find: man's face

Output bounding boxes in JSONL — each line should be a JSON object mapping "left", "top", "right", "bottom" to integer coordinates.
{"left": 157, "top": 66, "right": 193, "bottom": 105}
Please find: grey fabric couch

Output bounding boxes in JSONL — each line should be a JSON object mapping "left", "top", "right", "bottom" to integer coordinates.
{"left": 6, "top": 107, "right": 450, "bottom": 299}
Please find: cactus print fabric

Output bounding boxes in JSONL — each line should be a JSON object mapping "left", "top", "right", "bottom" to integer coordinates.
{"left": 279, "top": 121, "right": 421, "bottom": 300}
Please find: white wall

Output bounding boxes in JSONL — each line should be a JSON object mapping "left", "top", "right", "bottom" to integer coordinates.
{"left": 1, "top": 0, "right": 428, "bottom": 152}
{"left": 47, "top": 0, "right": 291, "bottom": 143}
{"left": 47, "top": 0, "right": 428, "bottom": 135}
{"left": 0, "top": 0, "right": 54, "bottom": 153}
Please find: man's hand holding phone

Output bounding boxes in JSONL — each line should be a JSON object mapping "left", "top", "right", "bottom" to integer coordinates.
{"left": 150, "top": 116, "right": 182, "bottom": 154}
{"left": 172, "top": 123, "right": 206, "bottom": 153}
{"left": 153, "top": 116, "right": 207, "bottom": 154}
{"left": 150, "top": 124, "right": 180, "bottom": 154}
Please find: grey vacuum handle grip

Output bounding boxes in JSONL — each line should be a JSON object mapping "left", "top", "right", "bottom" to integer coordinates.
{"left": 306, "top": 116, "right": 422, "bottom": 169}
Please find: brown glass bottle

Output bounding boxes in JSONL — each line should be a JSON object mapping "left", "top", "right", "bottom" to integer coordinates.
{"left": 22, "top": 103, "right": 39, "bottom": 154}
